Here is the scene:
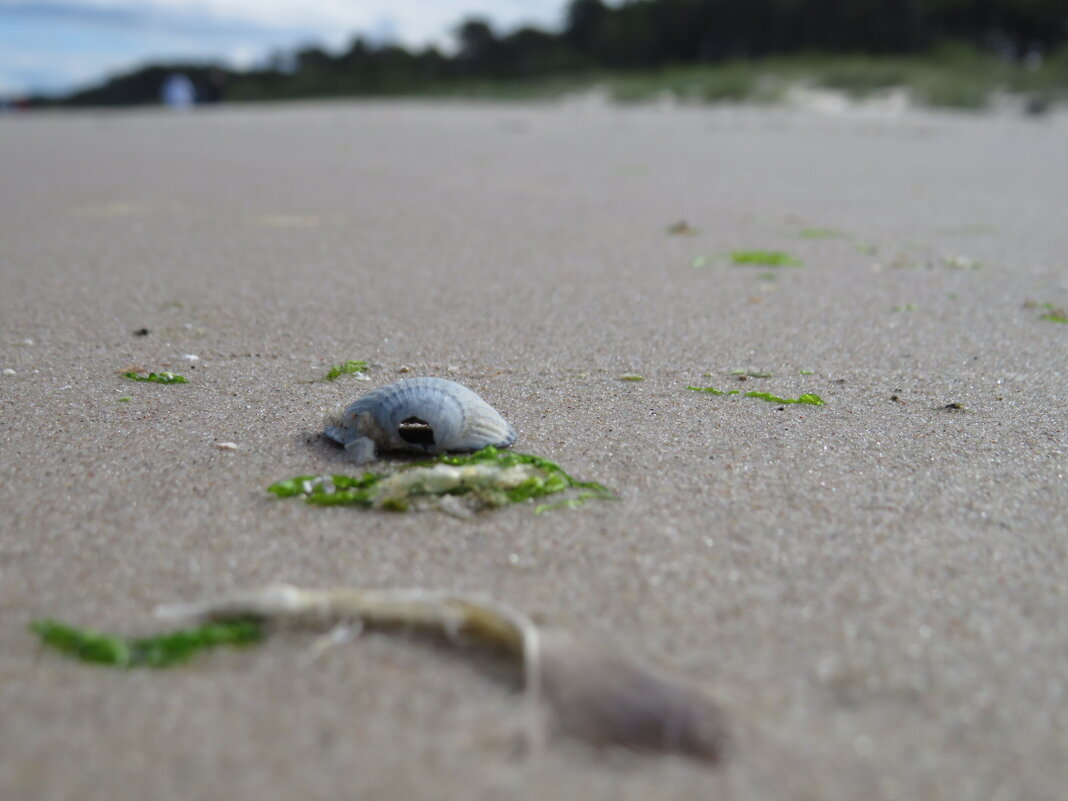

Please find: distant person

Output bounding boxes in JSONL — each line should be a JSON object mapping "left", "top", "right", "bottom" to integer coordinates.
{"left": 199, "top": 68, "right": 227, "bottom": 104}
{"left": 161, "top": 73, "right": 195, "bottom": 109}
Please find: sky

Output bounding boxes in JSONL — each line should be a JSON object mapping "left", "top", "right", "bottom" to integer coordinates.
{"left": 0, "top": 0, "right": 568, "bottom": 96}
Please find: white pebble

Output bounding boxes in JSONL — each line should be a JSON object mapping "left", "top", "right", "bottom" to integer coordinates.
{"left": 437, "top": 495, "right": 474, "bottom": 519}
{"left": 2, "top": 368, "right": 14, "bottom": 376}
{"left": 216, "top": 442, "right": 239, "bottom": 451}
{"left": 182, "top": 354, "right": 200, "bottom": 361}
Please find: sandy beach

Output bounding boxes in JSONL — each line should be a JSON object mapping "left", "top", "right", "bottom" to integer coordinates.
{"left": 1, "top": 98, "right": 1066, "bottom": 800}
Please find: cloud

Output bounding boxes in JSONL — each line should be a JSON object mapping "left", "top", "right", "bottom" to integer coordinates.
{"left": 1, "top": 0, "right": 566, "bottom": 93}
{"left": 1, "top": 1, "right": 565, "bottom": 46}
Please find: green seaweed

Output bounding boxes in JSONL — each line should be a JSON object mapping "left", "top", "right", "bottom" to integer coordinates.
{"left": 688, "top": 386, "right": 824, "bottom": 405}
{"left": 30, "top": 618, "right": 264, "bottom": 668}
{"left": 268, "top": 447, "right": 614, "bottom": 514}
{"left": 687, "top": 386, "right": 740, "bottom": 396}
{"left": 942, "top": 255, "right": 983, "bottom": 270}
{"left": 267, "top": 472, "right": 387, "bottom": 505}
{"left": 117, "top": 396, "right": 132, "bottom": 402}
{"left": 730, "top": 370, "right": 773, "bottom": 378}
{"left": 745, "top": 391, "right": 824, "bottom": 405}
{"left": 799, "top": 228, "right": 842, "bottom": 239}
{"left": 619, "top": 374, "right": 644, "bottom": 382}
{"left": 1037, "top": 304, "right": 1068, "bottom": 324}
{"left": 123, "top": 371, "right": 188, "bottom": 384}
{"left": 324, "top": 360, "right": 369, "bottom": 381}
{"left": 799, "top": 370, "right": 815, "bottom": 375}
{"left": 730, "top": 250, "right": 803, "bottom": 267}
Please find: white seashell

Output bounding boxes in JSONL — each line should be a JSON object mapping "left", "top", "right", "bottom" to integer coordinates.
{"left": 324, "top": 377, "right": 516, "bottom": 463}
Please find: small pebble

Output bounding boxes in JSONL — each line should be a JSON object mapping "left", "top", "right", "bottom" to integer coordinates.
{"left": 437, "top": 495, "right": 473, "bottom": 519}
{"left": 397, "top": 365, "right": 411, "bottom": 373}
{"left": 182, "top": 354, "right": 200, "bottom": 361}
{"left": 133, "top": 328, "right": 150, "bottom": 336}
{"left": 216, "top": 442, "right": 239, "bottom": 451}
{"left": 3, "top": 368, "right": 14, "bottom": 375}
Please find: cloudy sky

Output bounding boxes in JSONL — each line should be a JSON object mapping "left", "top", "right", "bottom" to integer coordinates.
{"left": 0, "top": 0, "right": 568, "bottom": 96}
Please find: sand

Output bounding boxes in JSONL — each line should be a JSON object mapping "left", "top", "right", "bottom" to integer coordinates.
{"left": 1, "top": 98, "right": 1066, "bottom": 800}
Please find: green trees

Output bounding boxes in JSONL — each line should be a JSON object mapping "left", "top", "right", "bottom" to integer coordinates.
{"left": 42, "top": 0, "right": 1068, "bottom": 105}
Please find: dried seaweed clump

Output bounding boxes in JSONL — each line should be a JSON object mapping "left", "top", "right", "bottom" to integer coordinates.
{"left": 32, "top": 586, "right": 730, "bottom": 763}
{"left": 268, "top": 446, "right": 613, "bottom": 515}
{"left": 157, "top": 585, "right": 731, "bottom": 762}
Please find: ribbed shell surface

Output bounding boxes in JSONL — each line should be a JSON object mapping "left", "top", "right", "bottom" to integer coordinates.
{"left": 340, "top": 377, "right": 516, "bottom": 453}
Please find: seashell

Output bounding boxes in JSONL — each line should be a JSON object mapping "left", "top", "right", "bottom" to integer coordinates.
{"left": 324, "top": 377, "right": 516, "bottom": 463}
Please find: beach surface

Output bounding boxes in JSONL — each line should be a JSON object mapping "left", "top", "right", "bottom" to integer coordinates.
{"left": 1, "top": 99, "right": 1066, "bottom": 800}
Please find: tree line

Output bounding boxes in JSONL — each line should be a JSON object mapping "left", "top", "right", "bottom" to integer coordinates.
{"left": 48, "top": 0, "right": 1068, "bottom": 105}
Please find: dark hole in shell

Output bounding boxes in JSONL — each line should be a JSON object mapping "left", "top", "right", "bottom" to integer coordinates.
{"left": 398, "top": 417, "right": 435, "bottom": 447}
